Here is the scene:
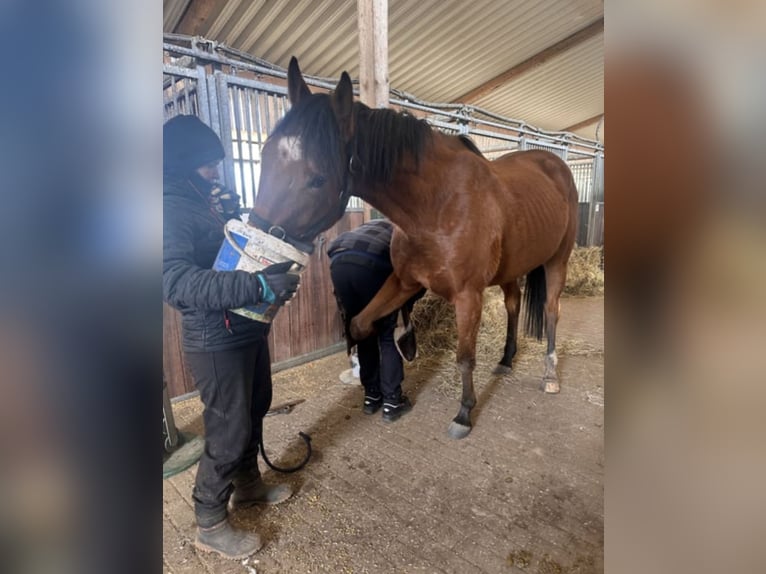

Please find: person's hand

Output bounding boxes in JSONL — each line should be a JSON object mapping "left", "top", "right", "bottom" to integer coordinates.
{"left": 209, "top": 185, "right": 241, "bottom": 218}
{"left": 254, "top": 261, "right": 300, "bottom": 306}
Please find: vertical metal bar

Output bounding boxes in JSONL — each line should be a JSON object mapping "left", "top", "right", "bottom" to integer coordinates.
{"left": 273, "top": 94, "right": 282, "bottom": 126}
{"left": 231, "top": 85, "right": 246, "bottom": 202}
{"left": 263, "top": 92, "right": 272, "bottom": 134}
{"left": 206, "top": 74, "right": 221, "bottom": 137}
{"left": 162, "top": 76, "right": 170, "bottom": 119}
{"left": 175, "top": 77, "right": 183, "bottom": 116}
{"left": 586, "top": 154, "right": 603, "bottom": 246}
{"left": 254, "top": 91, "right": 265, "bottom": 202}
{"left": 168, "top": 77, "right": 179, "bottom": 118}
{"left": 243, "top": 88, "right": 257, "bottom": 208}
{"left": 182, "top": 77, "right": 191, "bottom": 115}
{"left": 280, "top": 94, "right": 289, "bottom": 118}
{"left": 254, "top": 91, "right": 264, "bottom": 148}
{"left": 215, "top": 73, "right": 236, "bottom": 192}
{"left": 195, "top": 65, "right": 210, "bottom": 125}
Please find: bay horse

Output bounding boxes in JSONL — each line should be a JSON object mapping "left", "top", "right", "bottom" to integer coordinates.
{"left": 250, "top": 58, "right": 578, "bottom": 439}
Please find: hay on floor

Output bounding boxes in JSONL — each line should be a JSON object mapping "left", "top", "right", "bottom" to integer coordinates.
{"left": 564, "top": 246, "right": 604, "bottom": 296}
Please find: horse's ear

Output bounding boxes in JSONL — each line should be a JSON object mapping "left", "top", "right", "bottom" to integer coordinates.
{"left": 287, "top": 56, "right": 311, "bottom": 104}
{"left": 332, "top": 71, "right": 354, "bottom": 141}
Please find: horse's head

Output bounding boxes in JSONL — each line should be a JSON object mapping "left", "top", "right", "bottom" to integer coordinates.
{"left": 249, "top": 57, "right": 355, "bottom": 250}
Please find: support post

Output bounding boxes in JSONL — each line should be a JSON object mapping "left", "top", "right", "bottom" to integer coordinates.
{"left": 357, "top": 0, "right": 389, "bottom": 221}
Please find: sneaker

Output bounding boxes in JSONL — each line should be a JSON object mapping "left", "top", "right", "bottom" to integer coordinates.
{"left": 339, "top": 368, "right": 361, "bottom": 385}
{"left": 381, "top": 396, "right": 413, "bottom": 423}
{"left": 363, "top": 395, "right": 383, "bottom": 415}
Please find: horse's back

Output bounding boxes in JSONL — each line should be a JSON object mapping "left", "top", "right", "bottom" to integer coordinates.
{"left": 493, "top": 150, "right": 577, "bottom": 204}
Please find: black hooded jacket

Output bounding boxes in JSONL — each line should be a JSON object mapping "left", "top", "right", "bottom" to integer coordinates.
{"left": 163, "top": 174, "right": 270, "bottom": 352}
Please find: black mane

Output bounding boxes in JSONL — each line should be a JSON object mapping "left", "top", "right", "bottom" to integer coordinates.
{"left": 352, "top": 103, "right": 433, "bottom": 184}
{"left": 272, "top": 95, "right": 436, "bottom": 185}
{"left": 458, "top": 134, "right": 484, "bottom": 157}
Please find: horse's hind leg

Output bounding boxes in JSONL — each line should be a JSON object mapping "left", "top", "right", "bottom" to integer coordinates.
{"left": 493, "top": 280, "right": 521, "bottom": 375}
{"left": 447, "top": 289, "right": 482, "bottom": 440}
{"left": 541, "top": 260, "right": 568, "bottom": 393}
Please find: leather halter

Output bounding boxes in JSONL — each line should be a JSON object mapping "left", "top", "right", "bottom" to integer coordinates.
{"left": 249, "top": 142, "right": 360, "bottom": 255}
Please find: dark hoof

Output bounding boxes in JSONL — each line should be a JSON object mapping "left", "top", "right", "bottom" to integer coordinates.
{"left": 395, "top": 327, "right": 417, "bottom": 362}
{"left": 447, "top": 421, "right": 472, "bottom": 440}
{"left": 492, "top": 363, "right": 513, "bottom": 376}
{"left": 541, "top": 380, "right": 560, "bottom": 394}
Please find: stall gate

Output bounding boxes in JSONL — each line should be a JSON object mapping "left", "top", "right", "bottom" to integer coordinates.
{"left": 162, "top": 37, "right": 604, "bottom": 397}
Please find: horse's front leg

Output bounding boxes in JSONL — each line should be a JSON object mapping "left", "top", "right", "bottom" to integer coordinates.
{"left": 349, "top": 273, "right": 422, "bottom": 341}
{"left": 447, "top": 289, "right": 483, "bottom": 440}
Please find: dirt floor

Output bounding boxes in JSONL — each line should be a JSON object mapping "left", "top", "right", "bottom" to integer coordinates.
{"left": 164, "top": 295, "right": 603, "bottom": 574}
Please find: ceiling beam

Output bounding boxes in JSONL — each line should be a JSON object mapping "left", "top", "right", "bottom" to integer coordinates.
{"left": 454, "top": 17, "right": 604, "bottom": 104}
{"left": 563, "top": 114, "right": 603, "bottom": 132}
{"left": 175, "top": 0, "right": 225, "bottom": 36}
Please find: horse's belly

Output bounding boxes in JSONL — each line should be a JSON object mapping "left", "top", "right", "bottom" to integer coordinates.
{"left": 493, "top": 210, "right": 570, "bottom": 283}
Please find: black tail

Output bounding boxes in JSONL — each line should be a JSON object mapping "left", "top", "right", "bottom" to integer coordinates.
{"left": 523, "top": 266, "right": 547, "bottom": 340}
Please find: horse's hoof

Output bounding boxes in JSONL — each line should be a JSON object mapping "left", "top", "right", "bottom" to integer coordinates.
{"left": 542, "top": 380, "right": 560, "bottom": 394}
{"left": 447, "top": 421, "right": 472, "bottom": 440}
{"left": 492, "top": 364, "right": 512, "bottom": 376}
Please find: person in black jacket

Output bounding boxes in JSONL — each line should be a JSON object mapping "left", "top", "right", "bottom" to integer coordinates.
{"left": 163, "top": 115, "right": 299, "bottom": 559}
{"left": 328, "top": 219, "right": 424, "bottom": 422}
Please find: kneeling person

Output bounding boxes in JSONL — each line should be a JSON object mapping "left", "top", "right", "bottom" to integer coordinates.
{"left": 328, "top": 219, "right": 422, "bottom": 422}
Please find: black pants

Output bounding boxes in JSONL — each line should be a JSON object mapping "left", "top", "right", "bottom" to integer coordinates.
{"left": 185, "top": 338, "right": 272, "bottom": 527}
{"left": 330, "top": 257, "right": 403, "bottom": 402}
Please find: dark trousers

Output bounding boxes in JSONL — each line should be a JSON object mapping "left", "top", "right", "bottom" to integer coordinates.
{"left": 185, "top": 339, "right": 272, "bottom": 527}
{"left": 330, "top": 257, "right": 404, "bottom": 402}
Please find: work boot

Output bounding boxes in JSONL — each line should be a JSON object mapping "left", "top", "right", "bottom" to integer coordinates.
{"left": 195, "top": 519, "right": 262, "bottom": 560}
{"left": 363, "top": 394, "right": 383, "bottom": 415}
{"left": 382, "top": 395, "right": 413, "bottom": 423}
{"left": 230, "top": 475, "right": 293, "bottom": 509}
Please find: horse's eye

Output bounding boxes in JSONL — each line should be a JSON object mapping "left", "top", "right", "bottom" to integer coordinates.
{"left": 308, "top": 175, "right": 326, "bottom": 189}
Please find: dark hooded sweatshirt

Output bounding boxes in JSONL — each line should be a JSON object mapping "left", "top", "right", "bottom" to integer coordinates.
{"left": 162, "top": 175, "right": 269, "bottom": 352}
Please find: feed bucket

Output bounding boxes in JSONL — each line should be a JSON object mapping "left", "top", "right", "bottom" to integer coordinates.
{"left": 212, "top": 219, "right": 310, "bottom": 322}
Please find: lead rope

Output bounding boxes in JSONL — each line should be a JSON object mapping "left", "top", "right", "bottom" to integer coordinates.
{"left": 259, "top": 432, "right": 312, "bottom": 473}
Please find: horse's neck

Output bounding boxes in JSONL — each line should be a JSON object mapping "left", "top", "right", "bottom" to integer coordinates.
{"left": 351, "top": 105, "right": 438, "bottom": 231}
{"left": 356, "top": 177, "right": 433, "bottom": 234}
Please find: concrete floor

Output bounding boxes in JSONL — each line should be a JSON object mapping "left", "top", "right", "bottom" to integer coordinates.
{"left": 164, "top": 296, "right": 603, "bottom": 573}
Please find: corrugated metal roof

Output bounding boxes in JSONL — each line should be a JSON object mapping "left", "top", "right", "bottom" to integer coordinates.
{"left": 164, "top": 0, "right": 604, "bottom": 143}
{"left": 163, "top": 0, "right": 191, "bottom": 33}
{"left": 473, "top": 33, "right": 604, "bottom": 130}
